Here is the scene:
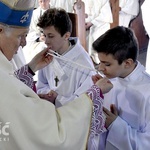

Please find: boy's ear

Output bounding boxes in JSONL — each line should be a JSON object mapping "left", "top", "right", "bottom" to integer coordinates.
{"left": 124, "top": 58, "right": 134, "bottom": 68}
{"left": 64, "top": 32, "right": 71, "bottom": 40}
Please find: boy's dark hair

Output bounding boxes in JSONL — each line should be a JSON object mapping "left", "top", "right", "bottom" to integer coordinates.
{"left": 92, "top": 26, "right": 139, "bottom": 64}
{"left": 37, "top": 8, "right": 72, "bottom": 36}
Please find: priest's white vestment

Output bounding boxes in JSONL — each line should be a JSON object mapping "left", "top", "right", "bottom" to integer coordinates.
{"left": 0, "top": 51, "right": 92, "bottom": 150}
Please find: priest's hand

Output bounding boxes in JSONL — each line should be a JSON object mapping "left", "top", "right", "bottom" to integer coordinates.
{"left": 95, "top": 77, "right": 113, "bottom": 94}
{"left": 103, "top": 104, "right": 118, "bottom": 129}
{"left": 28, "top": 47, "right": 53, "bottom": 73}
{"left": 92, "top": 74, "right": 103, "bottom": 84}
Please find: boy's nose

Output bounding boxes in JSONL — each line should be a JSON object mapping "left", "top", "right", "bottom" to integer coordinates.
{"left": 45, "top": 38, "right": 49, "bottom": 45}
{"left": 97, "top": 63, "right": 105, "bottom": 72}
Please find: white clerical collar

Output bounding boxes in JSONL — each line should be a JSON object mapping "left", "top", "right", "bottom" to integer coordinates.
{"left": 62, "top": 41, "right": 74, "bottom": 56}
